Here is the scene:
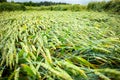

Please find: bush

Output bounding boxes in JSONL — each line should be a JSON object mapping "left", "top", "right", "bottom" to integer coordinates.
{"left": 0, "top": 2, "right": 26, "bottom": 11}
{"left": 87, "top": 1, "right": 106, "bottom": 12}
{"left": 87, "top": 0, "right": 120, "bottom": 13}
{"left": 70, "top": 5, "right": 86, "bottom": 11}
{"left": 49, "top": 5, "right": 70, "bottom": 11}
{"left": 104, "top": 0, "right": 120, "bottom": 13}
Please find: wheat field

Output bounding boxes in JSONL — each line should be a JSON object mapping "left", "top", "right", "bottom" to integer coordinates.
{"left": 0, "top": 11, "right": 120, "bottom": 80}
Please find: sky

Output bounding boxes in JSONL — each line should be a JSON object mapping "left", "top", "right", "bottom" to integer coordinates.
{"left": 7, "top": 0, "right": 110, "bottom": 4}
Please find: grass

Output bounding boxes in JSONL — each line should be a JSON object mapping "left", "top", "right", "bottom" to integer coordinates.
{"left": 26, "top": 4, "right": 86, "bottom": 11}
{"left": 0, "top": 11, "right": 120, "bottom": 80}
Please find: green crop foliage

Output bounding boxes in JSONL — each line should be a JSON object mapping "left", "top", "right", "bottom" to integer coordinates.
{"left": 0, "top": 11, "right": 120, "bottom": 80}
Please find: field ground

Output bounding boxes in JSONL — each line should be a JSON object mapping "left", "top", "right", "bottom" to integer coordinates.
{"left": 0, "top": 11, "right": 120, "bottom": 80}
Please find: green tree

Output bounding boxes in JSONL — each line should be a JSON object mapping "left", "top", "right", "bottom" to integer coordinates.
{"left": 0, "top": 0, "right": 7, "bottom": 2}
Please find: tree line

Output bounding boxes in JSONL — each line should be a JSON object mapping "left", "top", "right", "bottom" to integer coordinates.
{"left": 17, "top": 1, "right": 67, "bottom": 6}
{"left": 0, "top": 0, "right": 67, "bottom": 6}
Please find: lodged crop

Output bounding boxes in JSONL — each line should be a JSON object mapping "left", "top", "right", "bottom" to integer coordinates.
{"left": 0, "top": 11, "right": 120, "bottom": 80}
